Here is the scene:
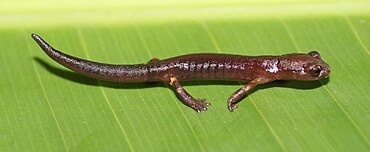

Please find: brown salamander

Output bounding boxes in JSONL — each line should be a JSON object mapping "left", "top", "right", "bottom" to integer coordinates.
{"left": 31, "top": 33, "right": 331, "bottom": 113}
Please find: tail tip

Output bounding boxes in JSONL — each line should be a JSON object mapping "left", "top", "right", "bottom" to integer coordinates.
{"left": 31, "top": 33, "right": 39, "bottom": 39}
{"left": 31, "top": 33, "right": 53, "bottom": 53}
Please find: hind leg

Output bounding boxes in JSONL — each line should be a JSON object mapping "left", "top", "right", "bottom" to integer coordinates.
{"left": 168, "top": 76, "right": 210, "bottom": 113}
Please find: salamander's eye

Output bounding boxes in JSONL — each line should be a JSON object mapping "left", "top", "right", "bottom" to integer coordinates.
{"left": 310, "top": 65, "right": 322, "bottom": 77}
{"left": 308, "top": 51, "right": 321, "bottom": 59}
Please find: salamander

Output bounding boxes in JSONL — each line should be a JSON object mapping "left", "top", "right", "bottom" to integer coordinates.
{"left": 31, "top": 33, "right": 331, "bottom": 113}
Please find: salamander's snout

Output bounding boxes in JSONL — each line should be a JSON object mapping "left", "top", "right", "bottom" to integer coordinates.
{"left": 314, "top": 61, "right": 331, "bottom": 80}
{"left": 320, "top": 66, "right": 330, "bottom": 79}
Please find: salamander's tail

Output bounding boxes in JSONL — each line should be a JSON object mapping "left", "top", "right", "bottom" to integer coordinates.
{"left": 31, "top": 34, "right": 54, "bottom": 54}
{"left": 31, "top": 33, "right": 149, "bottom": 82}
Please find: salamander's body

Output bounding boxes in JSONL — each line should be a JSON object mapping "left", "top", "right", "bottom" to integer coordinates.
{"left": 32, "top": 34, "right": 331, "bottom": 112}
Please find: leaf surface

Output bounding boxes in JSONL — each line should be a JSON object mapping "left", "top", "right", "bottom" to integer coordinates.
{"left": 0, "top": 1, "right": 369, "bottom": 151}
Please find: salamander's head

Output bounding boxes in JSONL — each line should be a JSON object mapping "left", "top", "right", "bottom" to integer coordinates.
{"left": 306, "top": 51, "right": 331, "bottom": 80}
{"left": 275, "top": 51, "right": 331, "bottom": 81}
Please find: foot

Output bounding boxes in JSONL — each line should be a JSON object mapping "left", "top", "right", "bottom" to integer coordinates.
{"left": 191, "top": 99, "right": 211, "bottom": 113}
{"left": 228, "top": 103, "right": 238, "bottom": 112}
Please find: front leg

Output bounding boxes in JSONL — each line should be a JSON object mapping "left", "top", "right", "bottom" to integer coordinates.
{"left": 169, "top": 76, "right": 210, "bottom": 113}
{"left": 228, "top": 77, "right": 272, "bottom": 112}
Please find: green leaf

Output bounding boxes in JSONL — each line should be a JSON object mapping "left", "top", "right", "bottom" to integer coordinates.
{"left": 0, "top": 0, "right": 369, "bottom": 151}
